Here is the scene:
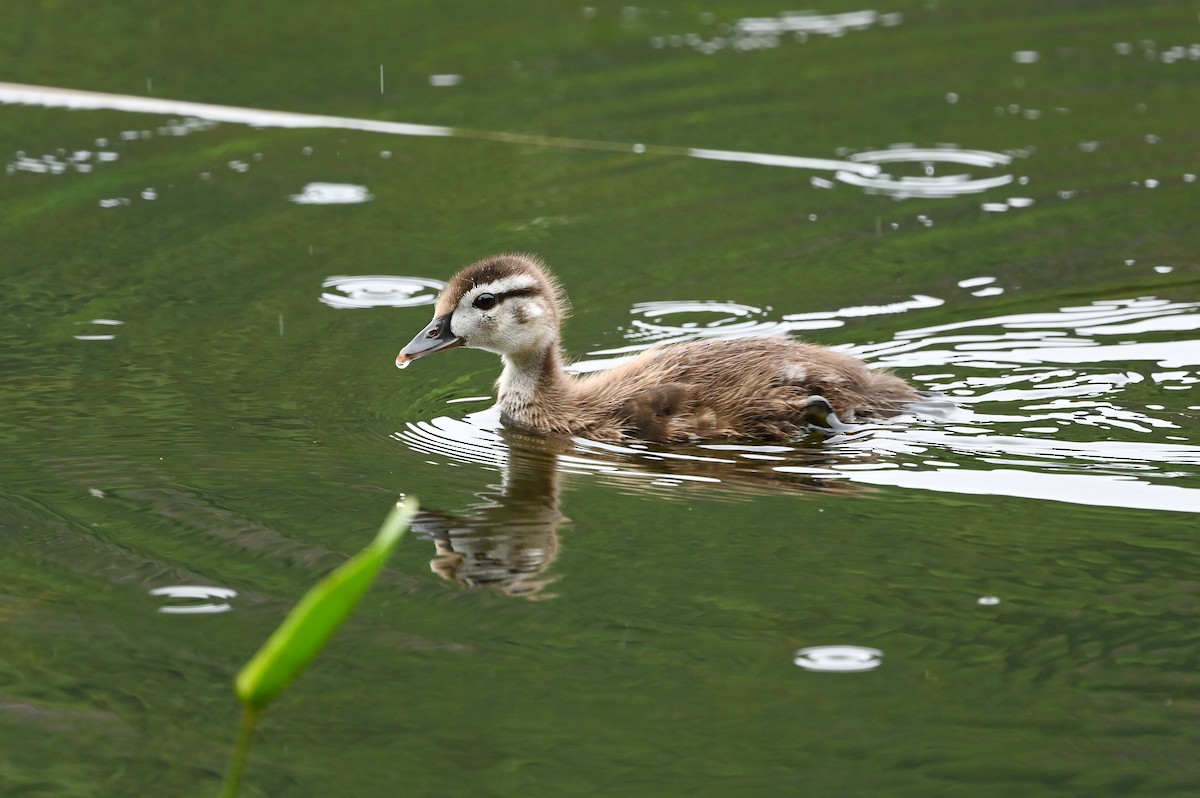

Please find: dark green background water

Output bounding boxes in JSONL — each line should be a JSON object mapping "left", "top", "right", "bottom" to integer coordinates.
{"left": 3, "top": 2, "right": 1199, "bottom": 796}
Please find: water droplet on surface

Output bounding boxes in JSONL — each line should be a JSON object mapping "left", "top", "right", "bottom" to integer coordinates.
{"left": 794, "top": 645, "right": 883, "bottom": 672}
{"left": 290, "top": 182, "right": 373, "bottom": 204}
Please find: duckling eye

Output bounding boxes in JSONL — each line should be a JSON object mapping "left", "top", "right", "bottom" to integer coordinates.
{"left": 473, "top": 293, "right": 498, "bottom": 311}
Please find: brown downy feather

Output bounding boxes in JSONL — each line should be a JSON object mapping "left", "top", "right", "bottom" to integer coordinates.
{"left": 505, "top": 337, "right": 917, "bottom": 443}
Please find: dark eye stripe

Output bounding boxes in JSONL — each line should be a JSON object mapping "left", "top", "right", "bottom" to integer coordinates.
{"left": 472, "top": 287, "right": 538, "bottom": 308}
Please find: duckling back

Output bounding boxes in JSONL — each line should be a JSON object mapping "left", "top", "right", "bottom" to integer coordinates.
{"left": 565, "top": 337, "right": 917, "bottom": 443}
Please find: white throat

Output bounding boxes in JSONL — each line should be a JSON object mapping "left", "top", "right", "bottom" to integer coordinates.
{"left": 497, "top": 348, "right": 548, "bottom": 408}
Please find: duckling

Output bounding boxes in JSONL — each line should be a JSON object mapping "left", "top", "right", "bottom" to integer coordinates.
{"left": 397, "top": 254, "right": 918, "bottom": 443}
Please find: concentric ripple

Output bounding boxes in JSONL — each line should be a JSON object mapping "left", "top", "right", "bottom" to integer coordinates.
{"left": 835, "top": 146, "right": 1016, "bottom": 199}
{"left": 149, "top": 585, "right": 237, "bottom": 614}
{"left": 794, "top": 645, "right": 883, "bottom": 672}
{"left": 319, "top": 275, "right": 445, "bottom": 309}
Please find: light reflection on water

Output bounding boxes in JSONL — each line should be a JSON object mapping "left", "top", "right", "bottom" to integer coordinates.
{"left": 648, "top": 9, "right": 904, "bottom": 55}
{"left": 2, "top": 83, "right": 1027, "bottom": 204}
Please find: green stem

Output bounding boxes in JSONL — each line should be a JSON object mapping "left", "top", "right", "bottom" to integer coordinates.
{"left": 219, "top": 706, "right": 260, "bottom": 798}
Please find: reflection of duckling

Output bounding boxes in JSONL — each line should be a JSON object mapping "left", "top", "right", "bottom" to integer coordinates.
{"left": 410, "top": 431, "right": 566, "bottom": 599}
{"left": 397, "top": 254, "right": 917, "bottom": 443}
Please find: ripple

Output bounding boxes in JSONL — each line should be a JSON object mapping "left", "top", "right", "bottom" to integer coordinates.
{"left": 836, "top": 146, "right": 1015, "bottom": 199}
{"left": 149, "top": 585, "right": 237, "bottom": 614}
{"left": 794, "top": 645, "right": 883, "bottom": 672}
{"left": 73, "top": 318, "right": 124, "bottom": 341}
{"left": 622, "top": 300, "right": 777, "bottom": 342}
{"left": 319, "top": 275, "right": 445, "bottom": 309}
{"left": 389, "top": 289, "right": 1200, "bottom": 513}
{"left": 575, "top": 295, "right": 943, "bottom": 368}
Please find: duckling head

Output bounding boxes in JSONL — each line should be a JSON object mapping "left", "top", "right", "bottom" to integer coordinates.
{"left": 397, "top": 254, "right": 568, "bottom": 366}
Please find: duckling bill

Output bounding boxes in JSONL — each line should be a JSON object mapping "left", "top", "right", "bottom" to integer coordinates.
{"left": 397, "top": 254, "right": 918, "bottom": 443}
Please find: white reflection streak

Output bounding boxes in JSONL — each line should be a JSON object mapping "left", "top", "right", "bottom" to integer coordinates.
{"left": 688, "top": 147, "right": 879, "bottom": 176}
{"left": 841, "top": 467, "right": 1200, "bottom": 514}
{"left": 0, "top": 82, "right": 452, "bottom": 137}
{"left": 0, "top": 82, "right": 880, "bottom": 178}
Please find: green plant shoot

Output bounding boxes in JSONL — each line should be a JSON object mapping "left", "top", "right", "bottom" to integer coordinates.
{"left": 235, "top": 497, "right": 417, "bottom": 710}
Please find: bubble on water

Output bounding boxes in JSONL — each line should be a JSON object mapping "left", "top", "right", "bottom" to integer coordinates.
{"left": 794, "top": 645, "right": 883, "bottom": 672}
{"left": 945, "top": 92, "right": 959, "bottom": 103}
{"left": 978, "top": 596, "right": 1001, "bottom": 606}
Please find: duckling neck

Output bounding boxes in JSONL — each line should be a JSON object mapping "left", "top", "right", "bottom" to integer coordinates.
{"left": 496, "top": 344, "right": 572, "bottom": 429}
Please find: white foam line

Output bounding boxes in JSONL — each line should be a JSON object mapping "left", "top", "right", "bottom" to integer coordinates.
{"left": 0, "top": 81, "right": 882, "bottom": 178}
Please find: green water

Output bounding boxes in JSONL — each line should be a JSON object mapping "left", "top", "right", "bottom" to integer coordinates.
{"left": 3, "top": 2, "right": 1199, "bottom": 795}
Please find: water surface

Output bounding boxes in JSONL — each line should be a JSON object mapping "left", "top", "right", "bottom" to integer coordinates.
{"left": 2, "top": 2, "right": 1199, "bottom": 796}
